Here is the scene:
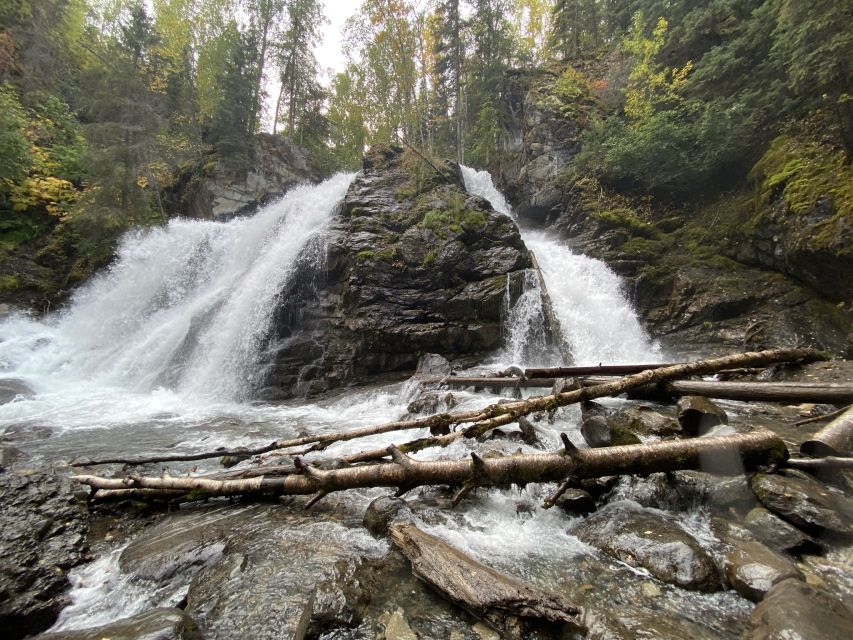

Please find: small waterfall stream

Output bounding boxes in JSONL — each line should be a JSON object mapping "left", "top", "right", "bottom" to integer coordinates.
{"left": 461, "top": 165, "right": 661, "bottom": 367}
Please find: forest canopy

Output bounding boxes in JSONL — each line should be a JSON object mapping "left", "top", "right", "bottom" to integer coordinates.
{"left": 1, "top": 0, "right": 850, "bottom": 302}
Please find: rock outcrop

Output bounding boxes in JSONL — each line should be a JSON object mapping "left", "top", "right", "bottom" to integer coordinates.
{"left": 259, "top": 144, "right": 531, "bottom": 397}
{"left": 494, "top": 70, "right": 852, "bottom": 357}
{"left": 181, "top": 133, "right": 322, "bottom": 220}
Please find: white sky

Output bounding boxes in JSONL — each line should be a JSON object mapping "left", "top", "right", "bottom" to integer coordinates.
{"left": 315, "top": 0, "right": 363, "bottom": 79}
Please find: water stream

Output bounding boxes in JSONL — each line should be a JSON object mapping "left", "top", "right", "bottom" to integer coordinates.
{"left": 0, "top": 167, "right": 759, "bottom": 638}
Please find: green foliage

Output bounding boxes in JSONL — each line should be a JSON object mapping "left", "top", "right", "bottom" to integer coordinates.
{"left": 0, "top": 84, "right": 32, "bottom": 184}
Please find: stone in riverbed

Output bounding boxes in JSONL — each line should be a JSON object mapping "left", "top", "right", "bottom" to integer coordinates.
{"left": 677, "top": 396, "right": 728, "bottom": 436}
{"left": 580, "top": 415, "right": 641, "bottom": 447}
{"left": 744, "top": 506, "right": 822, "bottom": 554}
{"left": 33, "top": 607, "right": 202, "bottom": 640}
{"left": 752, "top": 469, "right": 853, "bottom": 536}
{"left": 743, "top": 578, "right": 853, "bottom": 639}
{"left": 608, "top": 405, "right": 682, "bottom": 437}
{"left": 0, "top": 378, "right": 33, "bottom": 404}
{"left": 723, "top": 540, "right": 804, "bottom": 602}
{"left": 569, "top": 502, "right": 722, "bottom": 591}
{"left": 363, "top": 496, "right": 414, "bottom": 536}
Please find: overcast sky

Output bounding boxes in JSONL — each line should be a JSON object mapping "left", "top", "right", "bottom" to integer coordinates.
{"left": 315, "top": 0, "right": 362, "bottom": 78}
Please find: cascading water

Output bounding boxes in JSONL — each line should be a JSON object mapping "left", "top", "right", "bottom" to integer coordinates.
{"left": 0, "top": 173, "right": 354, "bottom": 435}
{"left": 460, "top": 165, "right": 661, "bottom": 366}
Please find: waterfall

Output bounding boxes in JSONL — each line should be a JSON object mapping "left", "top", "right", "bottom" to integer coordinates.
{"left": 461, "top": 166, "right": 660, "bottom": 365}
{"left": 0, "top": 173, "right": 355, "bottom": 422}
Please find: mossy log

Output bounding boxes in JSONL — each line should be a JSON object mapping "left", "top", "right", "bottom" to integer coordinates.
{"left": 800, "top": 405, "right": 853, "bottom": 457}
{"left": 389, "top": 522, "right": 584, "bottom": 639}
{"left": 74, "top": 429, "right": 788, "bottom": 507}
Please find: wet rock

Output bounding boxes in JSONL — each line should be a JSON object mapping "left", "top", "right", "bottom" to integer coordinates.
{"left": 614, "top": 471, "right": 754, "bottom": 513}
{"left": 743, "top": 578, "right": 853, "bottom": 639}
{"left": 677, "top": 396, "right": 728, "bottom": 436}
{"left": 580, "top": 415, "right": 641, "bottom": 447}
{"left": 406, "top": 392, "right": 457, "bottom": 416}
{"left": 0, "top": 444, "right": 24, "bottom": 468}
{"left": 413, "top": 353, "right": 452, "bottom": 378}
{"left": 569, "top": 502, "right": 721, "bottom": 591}
{"left": 798, "top": 555, "right": 853, "bottom": 606}
{"left": 260, "top": 145, "right": 531, "bottom": 398}
{"left": 724, "top": 540, "right": 803, "bottom": 602}
{"left": 33, "top": 608, "right": 202, "bottom": 640}
{"left": 744, "top": 506, "right": 822, "bottom": 554}
{"left": 554, "top": 489, "right": 596, "bottom": 516}
{"left": 0, "top": 463, "right": 89, "bottom": 639}
{"left": 0, "top": 378, "right": 33, "bottom": 404}
{"left": 175, "top": 505, "right": 385, "bottom": 640}
{"left": 379, "top": 608, "right": 418, "bottom": 640}
{"left": 363, "top": 496, "right": 414, "bottom": 536}
{"left": 710, "top": 516, "right": 757, "bottom": 546}
{"left": 0, "top": 423, "right": 53, "bottom": 442}
{"left": 608, "top": 405, "right": 681, "bottom": 437}
{"left": 752, "top": 469, "right": 853, "bottom": 535}
{"left": 300, "top": 557, "right": 376, "bottom": 639}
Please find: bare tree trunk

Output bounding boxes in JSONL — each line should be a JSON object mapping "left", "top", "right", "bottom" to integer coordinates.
{"left": 73, "top": 429, "right": 788, "bottom": 506}
{"left": 389, "top": 523, "right": 584, "bottom": 639}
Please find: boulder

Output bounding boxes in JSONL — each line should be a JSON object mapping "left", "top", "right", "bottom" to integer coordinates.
{"left": 580, "top": 415, "right": 641, "bottom": 448}
{"left": 33, "top": 608, "right": 202, "bottom": 640}
{"left": 0, "top": 378, "right": 33, "bottom": 405}
{"left": 363, "top": 496, "right": 413, "bottom": 536}
{"left": 752, "top": 470, "right": 853, "bottom": 535}
{"left": 0, "top": 463, "right": 89, "bottom": 639}
{"left": 744, "top": 506, "right": 822, "bottom": 554}
{"left": 723, "top": 540, "right": 803, "bottom": 602}
{"left": 676, "top": 396, "right": 728, "bottom": 436}
{"left": 608, "top": 405, "right": 681, "bottom": 437}
{"left": 554, "top": 488, "right": 596, "bottom": 516}
{"left": 614, "top": 471, "right": 754, "bottom": 513}
{"left": 743, "top": 578, "right": 853, "bottom": 639}
{"left": 569, "top": 503, "right": 721, "bottom": 591}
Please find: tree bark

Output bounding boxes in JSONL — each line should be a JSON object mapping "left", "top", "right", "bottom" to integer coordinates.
{"left": 800, "top": 405, "right": 853, "bottom": 457}
{"left": 73, "top": 429, "right": 788, "bottom": 505}
{"left": 525, "top": 363, "right": 682, "bottom": 378}
{"left": 389, "top": 523, "right": 584, "bottom": 639}
{"left": 74, "top": 348, "right": 823, "bottom": 468}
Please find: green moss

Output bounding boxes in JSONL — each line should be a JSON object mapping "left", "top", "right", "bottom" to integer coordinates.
{"left": 356, "top": 249, "right": 376, "bottom": 262}
{"left": 422, "top": 250, "right": 436, "bottom": 266}
{"left": 377, "top": 246, "right": 398, "bottom": 261}
{"left": 0, "top": 275, "right": 20, "bottom": 291}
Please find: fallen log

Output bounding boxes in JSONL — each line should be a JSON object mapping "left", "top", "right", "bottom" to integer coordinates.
{"left": 389, "top": 522, "right": 584, "bottom": 639}
{"left": 794, "top": 405, "right": 851, "bottom": 427}
{"left": 75, "top": 348, "right": 823, "bottom": 469}
{"left": 73, "top": 429, "right": 788, "bottom": 507}
{"left": 800, "top": 405, "right": 853, "bottom": 457}
{"left": 433, "top": 376, "right": 853, "bottom": 404}
{"left": 335, "top": 349, "right": 825, "bottom": 464}
{"left": 785, "top": 456, "right": 853, "bottom": 471}
{"left": 525, "top": 363, "right": 681, "bottom": 377}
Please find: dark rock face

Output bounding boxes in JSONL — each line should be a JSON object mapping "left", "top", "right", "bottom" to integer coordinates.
{"left": 743, "top": 578, "right": 853, "bottom": 640}
{"left": 744, "top": 506, "right": 822, "bottom": 555}
{"left": 752, "top": 470, "right": 853, "bottom": 536}
{"left": 569, "top": 502, "right": 721, "bottom": 591}
{"left": 363, "top": 496, "right": 413, "bottom": 536}
{"left": 184, "top": 133, "right": 322, "bottom": 219}
{"left": 34, "top": 608, "right": 202, "bottom": 640}
{"left": 261, "top": 145, "right": 531, "bottom": 397}
{"left": 0, "top": 461, "right": 89, "bottom": 639}
{"left": 676, "top": 396, "right": 728, "bottom": 436}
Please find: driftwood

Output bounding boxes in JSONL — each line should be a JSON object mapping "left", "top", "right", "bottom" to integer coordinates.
{"left": 389, "top": 522, "right": 584, "bottom": 639}
{"left": 525, "top": 363, "right": 681, "bottom": 377}
{"left": 74, "top": 348, "right": 823, "bottom": 469}
{"left": 73, "top": 429, "right": 788, "bottom": 507}
{"left": 786, "top": 456, "right": 853, "bottom": 470}
{"left": 794, "top": 405, "right": 851, "bottom": 426}
{"left": 800, "top": 405, "right": 853, "bottom": 457}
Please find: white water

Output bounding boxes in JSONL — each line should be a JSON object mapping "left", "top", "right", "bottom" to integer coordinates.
{"left": 0, "top": 173, "right": 353, "bottom": 436}
{"left": 461, "top": 165, "right": 661, "bottom": 366}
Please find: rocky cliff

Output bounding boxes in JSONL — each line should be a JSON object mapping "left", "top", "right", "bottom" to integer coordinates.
{"left": 258, "top": 145, "right": 531, "bottom": 397}
{"left": 496, "top": 71, "right": 852, "bottom": 358}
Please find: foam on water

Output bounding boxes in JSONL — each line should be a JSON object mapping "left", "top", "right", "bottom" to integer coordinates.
{"left": 460, "top": 165, "right": 662, "bottom": 366}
